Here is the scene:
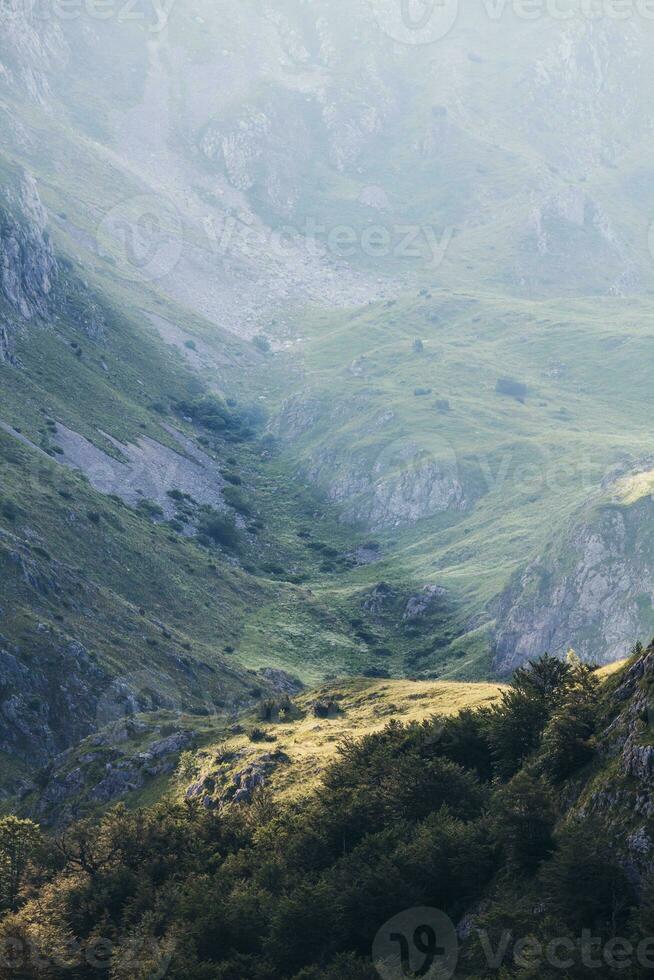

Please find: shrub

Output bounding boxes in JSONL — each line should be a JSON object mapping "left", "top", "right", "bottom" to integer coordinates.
{"left": 0, "top": 498, "right": 18, "bottom": 522}
{"left": 496, "top": 377, "right": 527, "bottom": 402}
{"left": 252, "top": 334, "right": 271, "bottom": 353}
{"left": 262, "top": 562, "right": 286, "bottom": 576}
{"left": 362, "top": 667, "right": 390, "bottom": 679}
{"left": 177, "top": 394, "right": 246, "bottom": 436}
{"left": 222, "top": 485, "right": 252, "bottom": 516}
{"left": 137, "top": 499, "right": 164, "bottom": 520}
{"left": 249, "top": 727, "right": 275, "bottom": 743}
{"left": 197, "top": 512, "right": 239, "bottom": 550}
{"left": 313, "top": 700, "right": 341, "bottom": 719}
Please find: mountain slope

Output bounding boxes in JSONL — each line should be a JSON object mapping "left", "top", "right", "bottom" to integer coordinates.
{"left": 0, "top": 650, "right": 651, "bottom": 978}
{"left": 3, "top": 1, "right": 654, "bottom": 806}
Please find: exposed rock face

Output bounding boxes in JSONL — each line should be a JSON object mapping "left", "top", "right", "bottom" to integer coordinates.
{"left": 0, "top": 636, "right": 107, "bottom": 769}
{"left": 0, "top": 173, "right": 57, "bottom": 321}
{"left": 337, "top": 454, "right": 467, "bottom": 530}
{"left": 313, "top": 441, "right": 467, "bottom": 529}
{"left": 257, "top": 668, "right": 304, "bottom": 697}
{"left": 493, "top": 494, "right": 654, "bottom": 673}
{"left": 362, "top": 581, "right": 398, "bottom": 619}
{"left": 403, "top": 585, "right": 448, "bottom": 622}
{"left": 201, "top": 90, "right": 318, "bottom": 219}
{"left": 33, "top": 728, "right": 196, "bottom": 826}
{"left": 0, "top": 0, "right": 67, "bottom": 103}
{"left": 185, "top": 749, "right": 290, "bottom": 808}
{"left": 0, "top": 324, "right": 13, "bottom": 364}
{"left": 52, "top": 424, "right": 227, "bottom": 519}
{"left": 275, "top": 394, "right": 469, "bottom": 530}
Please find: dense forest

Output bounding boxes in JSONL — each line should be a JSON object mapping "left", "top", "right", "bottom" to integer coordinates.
{"left": 1, "top": 647, "right": 653, "bottom": 979}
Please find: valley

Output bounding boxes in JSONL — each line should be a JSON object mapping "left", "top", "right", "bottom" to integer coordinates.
{"left": 2, "top": 0, "right": 654, "bottom": 821}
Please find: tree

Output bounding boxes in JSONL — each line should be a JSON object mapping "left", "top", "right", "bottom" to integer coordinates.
{"left": 491, "top": 772, "right": 556, "bottom": 874}
{"left": 540, "top": 665, "right": 600, "bottom": 780}
{"left": 488, "top": 655, "right": 572, "bottom": 778}
{"left": 539, "top": 820, "right": 634, "bottom": 934}
{"left": 0, "top": 816, "right": 41, "bottom": 912}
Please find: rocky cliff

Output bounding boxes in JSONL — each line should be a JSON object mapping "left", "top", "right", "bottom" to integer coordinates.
{"left": 0, "top": 0, "right": 66, "bottom": 104}
{"left": 494, "top": 487, "right": 654, "bottom": 673}
{"left": 0, "top": 172, "right": 57, "bottom": 322}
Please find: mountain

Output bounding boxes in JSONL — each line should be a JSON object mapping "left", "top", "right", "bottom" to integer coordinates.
{"left": 2, "top": 2, "right": 654, "bottom": 811}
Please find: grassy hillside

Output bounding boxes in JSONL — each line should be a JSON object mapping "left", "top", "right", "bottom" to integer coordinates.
{"left": 261, "top": 288, "right": 654, "bottom": 662}
{"left": 13, "top": 674, "right": 507, "bottom": 825}
{"left": 170, "top": 676, "right": 506, "bottom": 806}
{"left": 0, "top": 235, "right": 422, "bottom": 798}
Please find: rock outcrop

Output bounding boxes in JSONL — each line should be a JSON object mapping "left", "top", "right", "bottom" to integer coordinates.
{"left": 0, "top": 0, "right": 66, "bottom": 104}
{"left": 0, "top": 173, "right": 57, "bottom": 321}
{"left": 32, "top": 727, "right": 196, "bottom": 826}
{"left": 0, "top": 636, "right": 107, "bottom": 770}
{"left": 494, "top": 492, "right": 654, "bottom": 673}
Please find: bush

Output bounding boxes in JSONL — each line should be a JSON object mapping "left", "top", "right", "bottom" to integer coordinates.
{"left": 252, "top": 334, "right": 271, "bottom": 353}
{"left": 0, "top": 498, "right": 18, "bottom": 522}
{"left": 223, "top": 485, "right": 252, "bottom": 516}
{"left": 262, "top": 562, "right": 286, "bottom": 576}
{"left": 496, "top": 377, "right": 528, "bottom": 402}
{"left": 197, "top": 512, "right": 239, "bottom": 550}
{"left": 177, "top": 394, "right": 246, "bottom": 437}
{"left": 249, "top": 727, "right": 275, "bottom": 743}
{"left": 137, "top": 499, "right": 164, "bottom": 520}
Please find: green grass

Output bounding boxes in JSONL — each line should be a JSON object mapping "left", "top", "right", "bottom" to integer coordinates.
{"left": 251, "top": 288, "right": 654, "bottom": 661}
